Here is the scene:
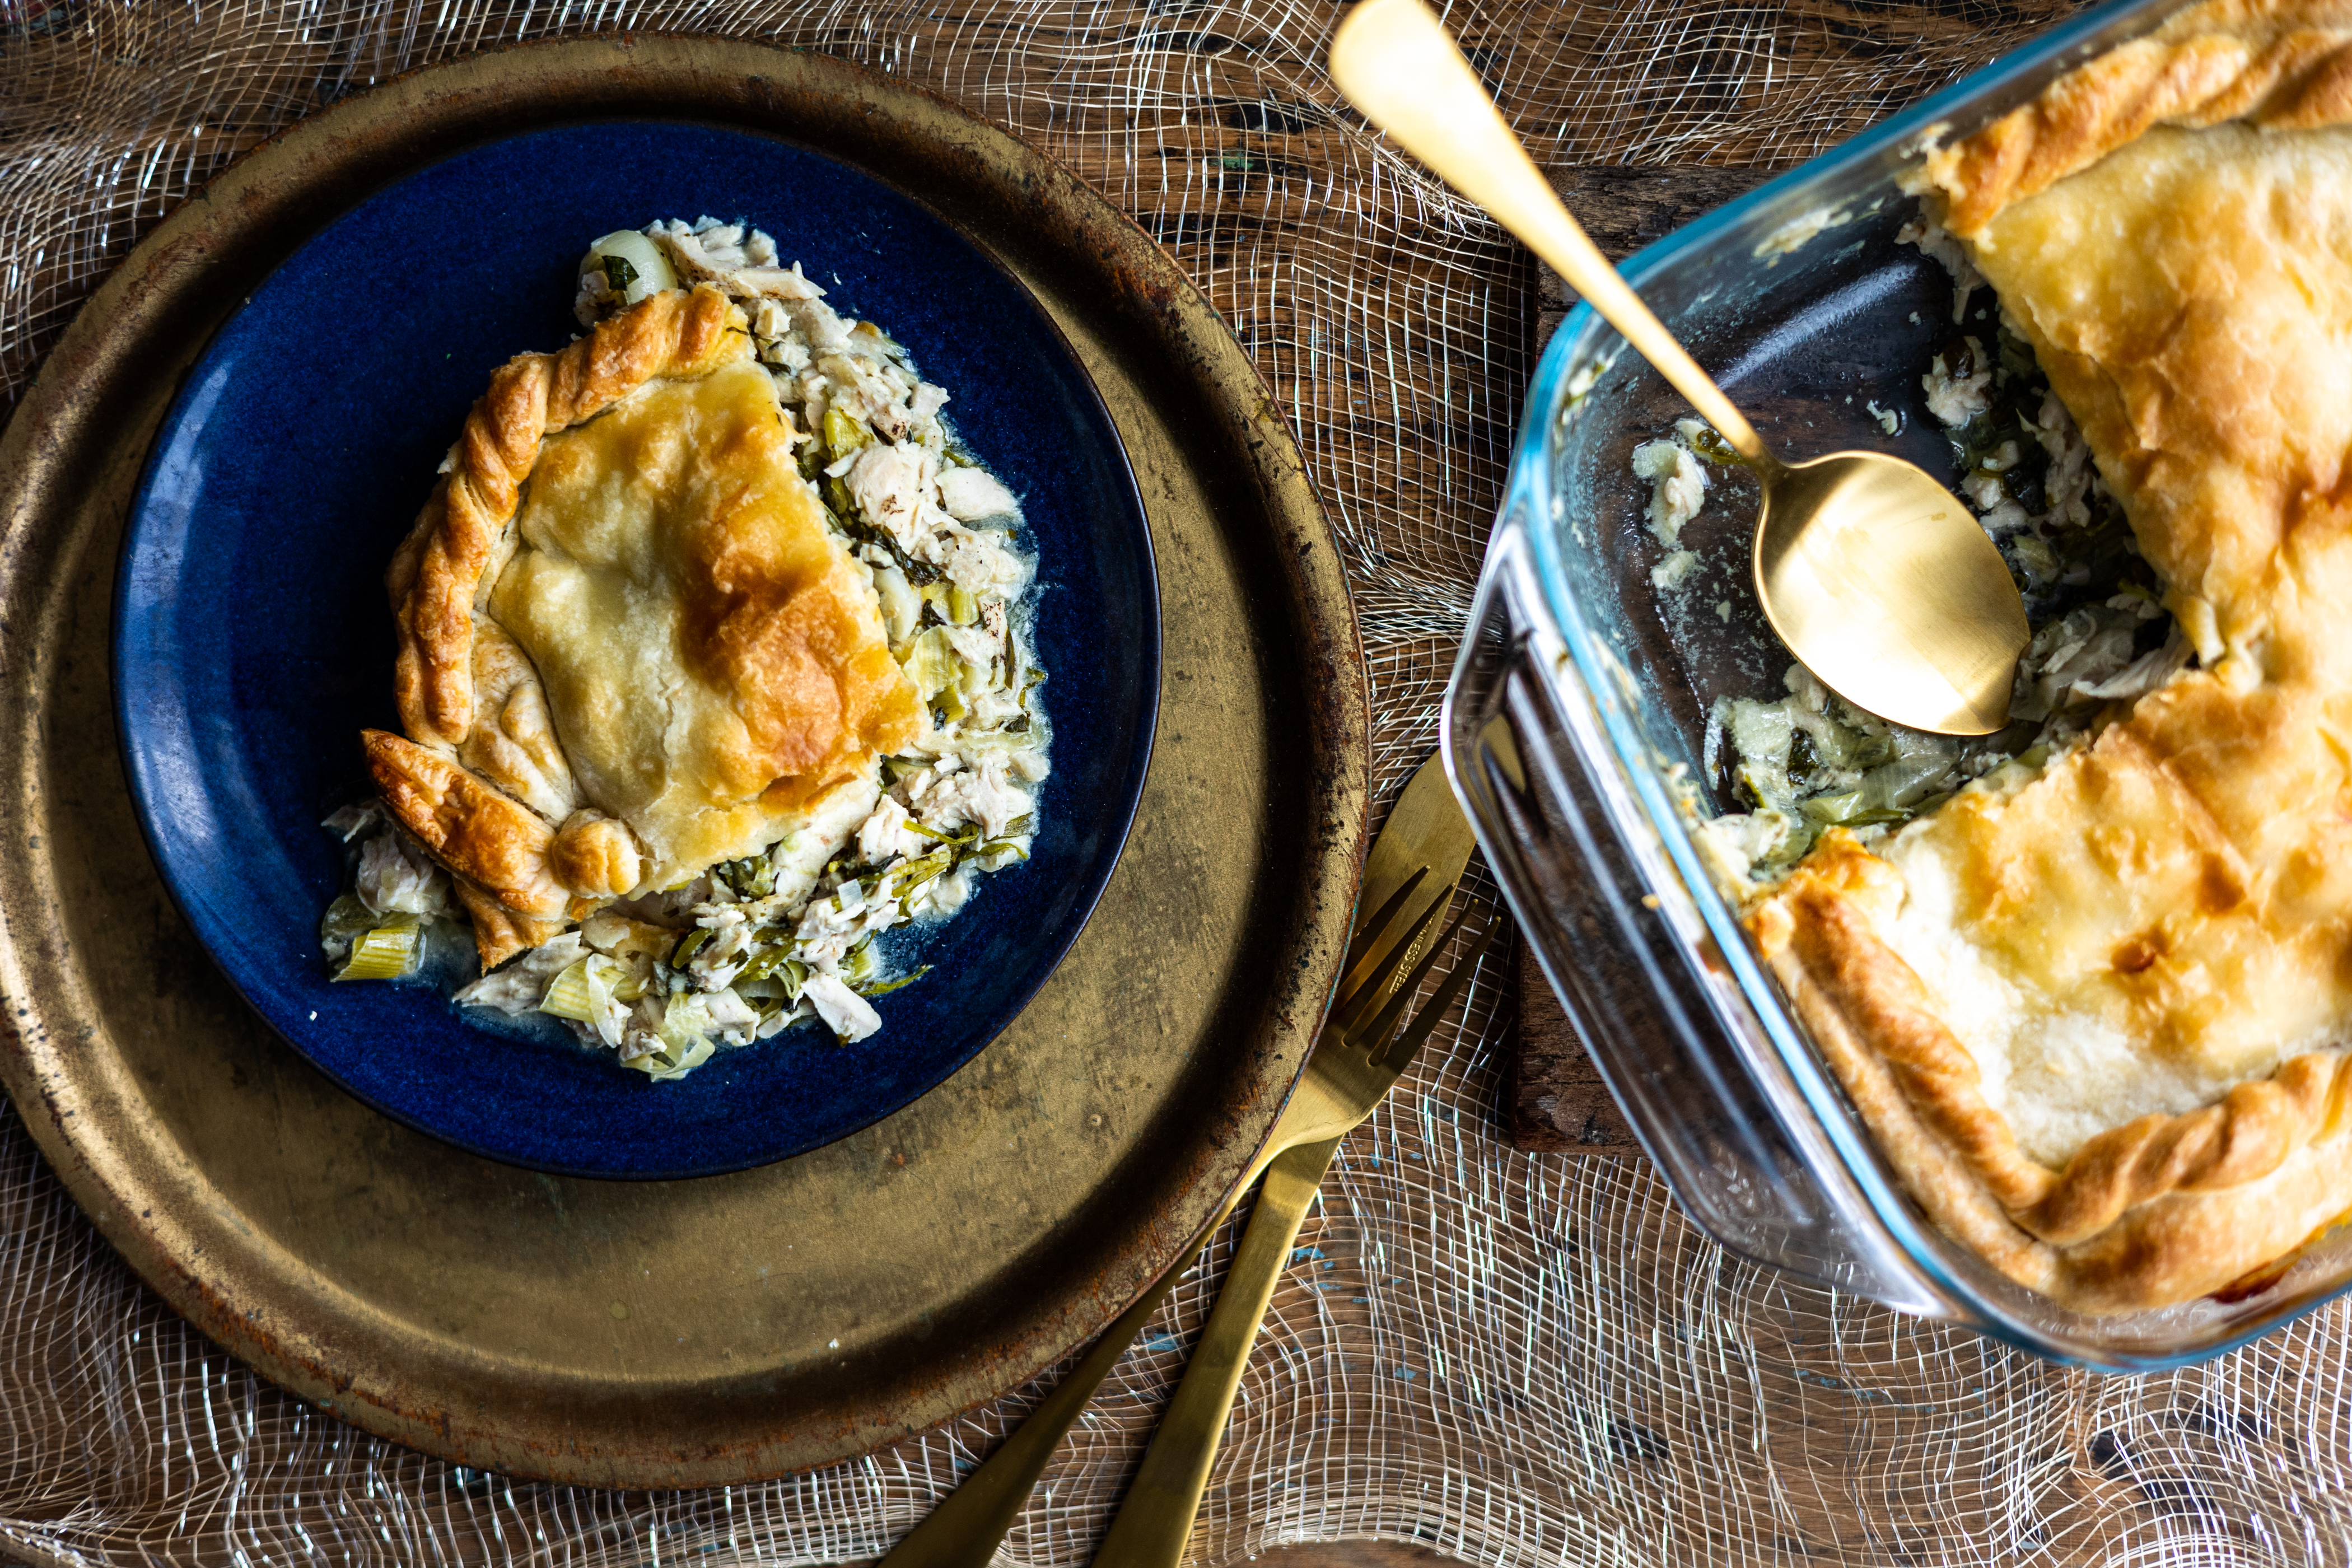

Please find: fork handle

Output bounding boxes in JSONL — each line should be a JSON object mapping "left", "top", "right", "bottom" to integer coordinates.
{"left": 874, "top": 1212, "right": 1228, "bottom": 1568}
{"left": 1091, "top": 1136, "right": 1343, "bottom": 1565}
{"left": 876, "top": 1117, "right": 1333, "bottom": 1566}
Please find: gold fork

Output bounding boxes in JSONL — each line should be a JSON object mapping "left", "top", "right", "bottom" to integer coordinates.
{"left": 877, "top": 754, "right": 1477, "bottom": 1568}
{"left": 1090, "top": 886, "right": 1496, "bottom": 1564}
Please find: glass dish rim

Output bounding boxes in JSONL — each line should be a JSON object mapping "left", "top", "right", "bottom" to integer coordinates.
{"left": 1497, "top": 0, "right": 2352, "bottom": 1368}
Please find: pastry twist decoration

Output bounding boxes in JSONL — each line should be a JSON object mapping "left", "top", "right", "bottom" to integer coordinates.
{"left": 366, "top": 284, "right": 749, "bottom": 962}
{"left": 386, "top": 283, "right": 743, "bottom": 748}
{"left": 2025, "top": 1052, "right": 2352, "bottom": 1244}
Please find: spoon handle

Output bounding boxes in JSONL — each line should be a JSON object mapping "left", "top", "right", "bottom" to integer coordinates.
{"left": 1329, "top": 0, "right": 1775, "bottom": 470}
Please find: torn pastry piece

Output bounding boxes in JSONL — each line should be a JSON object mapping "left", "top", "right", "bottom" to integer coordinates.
{"left": 458, "top": 619, "right": 578, "bottom": 824}
{"left": 483, "top": 351, "right": 917, "bottom": 886}
{"left": 326, "top": 217, "right": 1052, "bottom": 1076}
{"left": 362, "top": 730, "right": 568, "bottom": 921}
{"left": 370, "top": 282, "right": 920, "bottom": 968}
{"left": 1745, "top": 0, "right": 2352, "bottom": 1312}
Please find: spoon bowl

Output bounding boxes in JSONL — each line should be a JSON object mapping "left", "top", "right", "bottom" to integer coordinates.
{"left": 1331, "top": 0, "right": 2031, "bottom": 735}
{"left": 1755, "top": 451, "right": 2030, "bottom": 734}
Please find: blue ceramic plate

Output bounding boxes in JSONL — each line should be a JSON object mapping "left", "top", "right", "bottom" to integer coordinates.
{"left": 115, "top": 123, "right": 1158, "bottom": 1179}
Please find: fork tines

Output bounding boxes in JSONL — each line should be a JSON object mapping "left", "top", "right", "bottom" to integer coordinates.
{"left": 1349, "top": 898, "right": 1488, "bottom": 1060}
{"left": 1332, "top": 870, "right": 1452, "bottom": 1040}
{"left": 1367, "top": 909, "right": 1498, "bottom": 1074}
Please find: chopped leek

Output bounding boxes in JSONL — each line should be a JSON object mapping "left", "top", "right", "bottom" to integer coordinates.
{"left": 1724, "top": 700, "right": 1795, "bottom": 772}
{"left": 333, "top": 914, "right": 422, "bottom": 982}
{"left": 1798, "top": 793, "right": 1905, "bottom": 828}
{"left": 894, "top": 847, "right": 958, "bottom": 892}
{"left": 669, "top": 927, "right": 715, "bottom": 968}
{"left": 962, "top": 726, "right": 1045, "bottom": 763}
{"left": 874, "top": 566, "right": 921, "bottom": 646}
{"left": 918, "top": 582, "right": 979, "bottom": 626}
{"left": 319, "top": 894, "right": 377, "bottom": 963}
{"left": 970, "top": 841, "right": 1029, "bottom": 872}
{"left": 1797, "top": 791, "right": 1863, "bottom": 825}
{"left": 899, "top": 627, "right": 958, "bottom": 702}
{"left": 660, "top": 992, "right": 712, "bottom": 1049}
{"left": 735, "top": 945, "right": 790, "bottom": 985}
{"left": 841, "top": 939, "right": 879, "bottom": 986}
{"left": 717, "top": 853, "right": 777, "bottom": 899}
{"left": 539, "top": 960, "right": 598, "bottom": 1021}
{"left": 626, "top": 1035, "right": 715, "bottom": 1082}
{"left": 736, "top": 974, "right": 790, "bottom": 1005}
{"left": 539, "top": 955, "right": 626, "bottom": 1024}
{"left": 823, "top": 405, "right": 871, "bottom": 462}
{"left": 618, "top": 993, "right": 717, "bottom": 1081}
{"left": 825, "top": 475, "right": 857, "bottom": 520}
{"left": 580, "top": 230, "right": 676, "bottom": 305}
{"left": 856, "top": 964, "right": 931, "bottom": 999}
{"left": 734, "top": 949, "right": 810, "bottom": 1001}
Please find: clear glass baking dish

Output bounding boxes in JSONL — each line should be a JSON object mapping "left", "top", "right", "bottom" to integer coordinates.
{"left": 1444, "top": 0, "right": 2352, "bottom": 1369}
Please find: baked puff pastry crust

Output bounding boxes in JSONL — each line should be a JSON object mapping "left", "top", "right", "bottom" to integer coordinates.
{"left": 367, "top": 283, "right": 920, "bottom": 968}
{"left": 1917, "top": 0, "right": 2352, "bottom": 240}
{"left": 1752, "top": 0, "right": 2352, "bottom": 1312}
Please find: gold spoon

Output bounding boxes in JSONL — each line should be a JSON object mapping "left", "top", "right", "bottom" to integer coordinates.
{"left": 1329, "top": 0, "right": 2029, "bottom": 736}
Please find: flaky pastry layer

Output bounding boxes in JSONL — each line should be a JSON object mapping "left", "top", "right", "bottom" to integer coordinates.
{"left": 1918, "top": 0, "right": 2352, "bottom": 239}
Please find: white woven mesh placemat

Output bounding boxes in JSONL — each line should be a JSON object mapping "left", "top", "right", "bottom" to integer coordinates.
{"left": 6, "top": 2, "right": 2352, "bottom": 1564}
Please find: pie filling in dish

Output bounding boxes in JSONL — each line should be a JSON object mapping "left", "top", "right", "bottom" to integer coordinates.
{"left": 321, "top": 218, "right": 1050, "bottom": 1081}
{"left": 1669, "top": 0, "right": 2352, "bottom": 1313}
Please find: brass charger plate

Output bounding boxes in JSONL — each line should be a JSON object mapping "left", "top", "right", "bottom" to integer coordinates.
{"left": 0, "top": 38, "right": 1367, "bottom": 1486}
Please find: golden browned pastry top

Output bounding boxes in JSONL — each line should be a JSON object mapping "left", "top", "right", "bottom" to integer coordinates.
{"left": 1751, "top": 18, "right": 2352, "bottom": 1312}
{"left": 1752, "top": 836, "right": 2352, "bottom": 1313}
{"left": 1918, "top": 0, "right": 2352, "bottom": 240}
{"left": 367, "top": 284, "right": 920, "bottom": 965}
{"left": 1966, "top": 119, "right": 2352, "bottom": 675}
{"left": 488, "top": 354, "right": 918, "bottom": 884}
{"left": 386, "top": 286, "right": 746, "bottom": 748}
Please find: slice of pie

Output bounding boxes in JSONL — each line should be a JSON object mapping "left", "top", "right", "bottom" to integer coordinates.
{"left": 1747, "top": 0, "right": 2352, "bottom": 1312}
{"left": 365, "top": 283, "right": 921, "bottom": 969}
